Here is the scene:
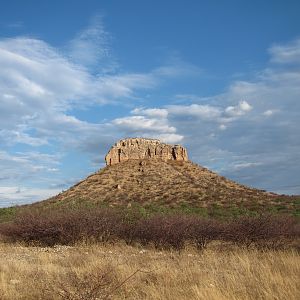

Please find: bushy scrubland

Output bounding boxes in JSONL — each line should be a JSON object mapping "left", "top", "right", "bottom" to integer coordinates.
{"left": 0, "top": 207, "right": 298, "bottom": 250}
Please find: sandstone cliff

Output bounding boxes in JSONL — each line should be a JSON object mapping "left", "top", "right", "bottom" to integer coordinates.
{"left": 105, "top": 138, "right": 188, "bottom": 166}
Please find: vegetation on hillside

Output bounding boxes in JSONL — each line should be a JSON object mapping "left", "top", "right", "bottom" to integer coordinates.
{"left": 40, "top": 160, "right": 298, "bottom": 214}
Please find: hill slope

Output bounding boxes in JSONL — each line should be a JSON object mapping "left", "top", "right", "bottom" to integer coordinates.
{"left": 42, "top": 159, "right": 296, "bottom": 213}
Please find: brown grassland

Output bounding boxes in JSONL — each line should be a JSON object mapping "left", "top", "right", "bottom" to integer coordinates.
{"left": 0, "top": 242, "right": 299, "bottom": 300}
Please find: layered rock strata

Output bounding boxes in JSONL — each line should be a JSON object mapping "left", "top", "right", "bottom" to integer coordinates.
{"left": 105, "top": 138, "right": 188, "bottom": 166}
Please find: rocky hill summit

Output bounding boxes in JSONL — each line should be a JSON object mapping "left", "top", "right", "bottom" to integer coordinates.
{"left": 105, "top": 138, "right": 188, "bottom": 166}
{"left": 39, "top": 138, "right": 296, "bottom": 214}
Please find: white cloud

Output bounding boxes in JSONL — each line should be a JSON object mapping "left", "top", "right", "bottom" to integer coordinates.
{"left": 113, "top": 100, "right": 254, "bottom": 149}
{"left": 165, "top": 101, "right": 252, "bottom": 123}
{"left": 224, "top": 100, "right": 252, "bottom": 117}
{"left": 153, "top": 60, "right": 202, "bottom": 78}
{"left": 0, "top": 151, "right": 63, "bottom": 205}
{"left": 263, "top": 109, "right": 276, "bottom": 116}
{"left": 0, "top": 129, "right": 48, "bottom": 146}
{"left": 232, "top": 162, "right": 263, "bottom": 170}
{"left": 0, "top": 186, "right": 61, "bottom": 207}
{"left": 239, "top": 100, "right": 252, "bottom": 111}
{"left": 152, "top": 133, "right": 184, "bottom": 144}
{"left": 132, "top": 107, "right": 169, "bottom": 118}
{"left": 111, "top": 107, "right": 183, "bottom": 143}
{"left": 269, "top": 38, "right": 300, "bottom": 64}
{"left": 67, "top": 15, "right": 117, "bottom": 72}
{"left": 113, "top": 116, "right": 176, "bottom": 133}
{"left": 167, "top": 104, "right": 222, "bottom": 120}
{"left": 0, "top": 151, "right": 60, "bottom": 180}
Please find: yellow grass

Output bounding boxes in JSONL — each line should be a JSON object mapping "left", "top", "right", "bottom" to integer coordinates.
{"left": 0, "top": 242, "right": 299, "bottom": 300}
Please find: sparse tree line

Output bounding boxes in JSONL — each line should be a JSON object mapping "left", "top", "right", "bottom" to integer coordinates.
{"left": 0, "top": 207, "right": 299, "bottom": 250}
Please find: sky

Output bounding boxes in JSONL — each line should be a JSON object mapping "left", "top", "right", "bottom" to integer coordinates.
{"left": 0, "top": 0, "right": 300, "bottom": 207}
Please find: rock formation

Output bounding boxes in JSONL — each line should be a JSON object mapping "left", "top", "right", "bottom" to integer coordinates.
{"left": 105, "top": 138, "right": 188, "bottom": 166}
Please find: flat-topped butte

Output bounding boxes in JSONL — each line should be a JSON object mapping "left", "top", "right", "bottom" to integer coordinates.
{"left": 105, "top": 138, "right": 188, "bottom": 166}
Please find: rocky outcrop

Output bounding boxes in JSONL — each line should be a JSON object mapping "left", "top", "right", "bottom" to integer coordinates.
{"left": 105, "top": 138, "right": 188, "bottom": 166}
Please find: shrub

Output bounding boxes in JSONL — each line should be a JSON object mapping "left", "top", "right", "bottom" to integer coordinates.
{"left": 0, "top": 207, "right": 298, "bottom": 250}
{"left": 133, "top": 215, "right": 223, "bottom": 251}
{"left": 0, "top": 208, "right": 123, "bottom": 246}
{"left": 188, "top": 218, "right": 223, "bottom": 250}
{"left": 223, "top": 215, "right": 298, "bottom": 249}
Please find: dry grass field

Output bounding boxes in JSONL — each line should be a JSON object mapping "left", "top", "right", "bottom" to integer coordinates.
{"left": 0, "top": 242, "right": 299, "bottom": 300}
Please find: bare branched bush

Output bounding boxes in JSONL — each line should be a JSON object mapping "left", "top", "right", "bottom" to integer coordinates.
{"left": 0, "top": 208, "right": 123, "bottom": 246}
{"left": 188, "top": 218, "right": 223, "bottom": 250}
{"left": 52, "top": 264, "right": 117, "bottom": 300}
{"left": 0, "top": 207, "right": 298, "bottom": 250}
{"left": 223, "top": 215, "right": 298, "bottom": 249}
{"left": 133, "top": 215, "right": 193, "bottom": 250}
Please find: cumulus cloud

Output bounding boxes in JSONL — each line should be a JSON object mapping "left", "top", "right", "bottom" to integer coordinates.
{"left": 166, "top": 101, "right": 253, "bottom": 124}
{"left": 113, "top": 116, "right": 176, "bottom": 133}
{"left": 112, "top": 99, "right": 254, "bottom": 145}
{"left": 112, "top": 109, "right": 184, "bottom": 143}
{"left": 224, "top": 100, "right": 252, "bottom": 117}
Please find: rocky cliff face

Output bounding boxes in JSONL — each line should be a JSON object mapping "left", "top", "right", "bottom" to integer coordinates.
{"left": 105, "top": 138, "right": 188, "bottom": 166}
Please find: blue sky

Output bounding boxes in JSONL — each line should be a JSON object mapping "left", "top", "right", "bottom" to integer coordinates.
{"left": 0, "top": 0, "right": 300, "bottom": 207}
